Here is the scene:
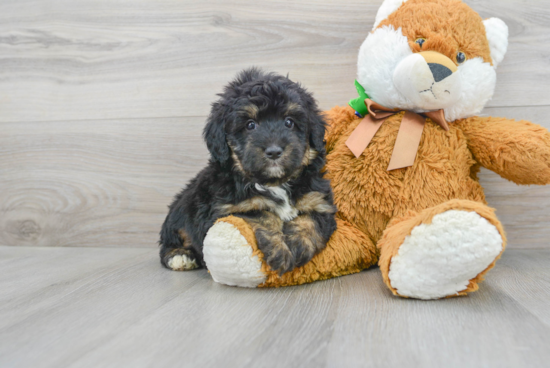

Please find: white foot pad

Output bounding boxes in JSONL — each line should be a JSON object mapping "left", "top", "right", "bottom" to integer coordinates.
{"left": 167, "top": 254, "right": 198, "bottom": 271}
{"left": 203, "top": 221, "right": 266, "bottom": 288}
{"left": 388, "top": 210, "right": 503, "bottom": 299}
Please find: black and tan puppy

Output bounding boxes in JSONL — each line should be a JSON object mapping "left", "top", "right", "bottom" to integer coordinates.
{"left": 159, "top": 68, "right": 336, "bottom": 275}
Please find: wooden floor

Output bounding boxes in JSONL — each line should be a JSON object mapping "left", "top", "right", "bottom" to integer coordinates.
{"left": 2, "top": 0, "right": 550, "bottom": 367}
{"left": 1, "top": 246, "right": 549, "bottom": 368}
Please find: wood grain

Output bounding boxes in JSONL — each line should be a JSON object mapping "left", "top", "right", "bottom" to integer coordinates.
{"left": 1, "top": 0, "right": 549, "bottom": 249}
{"left": 1, "top": 106, "right": 549, "bottom": 249}
{"left": 0, "top": 107, "right": 550, "bottom": 248}
{"left": 1, "top": 2, "right": 549, "bottom": 366}
{"left": 0, "top": 116, "right": 209, "bottom": 248}
{"left": 0, "top": 246, "right": 549, "bottom": 368}
{"left": 0, "top": 0, "right": 549, "bottom": 122}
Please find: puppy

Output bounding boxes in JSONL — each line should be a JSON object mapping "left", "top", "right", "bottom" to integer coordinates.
{"left": 159, "top": 68, "right": 337, "bottom": 275}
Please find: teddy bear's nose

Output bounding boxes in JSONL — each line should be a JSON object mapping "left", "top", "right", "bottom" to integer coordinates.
{"left": 419, "top": 51, "right": 457, "bottom": 84}
{"left": 428, "top": 63, "right": 453, "bottom": 82}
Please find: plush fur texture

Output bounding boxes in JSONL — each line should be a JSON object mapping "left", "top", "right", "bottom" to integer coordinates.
{"left": 388, "top": 210, "right": 503, "bottom": 299}
{"left": 159, "top": 68, "right": 337, "bottom": 275}
{"left": 379, "top": 201, "right": 505, "bottom": 299}
{"left": 204, "top": 215, "right": 378, "bottom": 288}
{"left": 203, "top": 221, "right": 266, "bottom": 287}
{"left": 483, "top": 17, "right": 509, "bottom": 68}
{"left": 202, "top": 0, "right": 550, "bottom": 299}
{"left": 358, "top": 0, "right": 503, "bottom": 121}
{"left": 372, "top": 0, "right": 409, "bottom": 30}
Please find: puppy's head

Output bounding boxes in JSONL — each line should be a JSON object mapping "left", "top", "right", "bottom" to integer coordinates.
{"left": 203, "top": 67, "right": 325, "bottom": 185}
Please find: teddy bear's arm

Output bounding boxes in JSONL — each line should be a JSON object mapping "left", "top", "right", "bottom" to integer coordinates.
{"left": 458, "top": 116, "right": 550, "bottom": 185}
{"left": 324, "top": 106, "right": 357, "bottom": 153}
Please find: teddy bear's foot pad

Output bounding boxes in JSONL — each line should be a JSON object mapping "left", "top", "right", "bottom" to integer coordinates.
{"left": 203, "top": 221, "right": 266, "bottom": 287}
{"left": 388, "top": 210, "right": 503, "bottom": 299}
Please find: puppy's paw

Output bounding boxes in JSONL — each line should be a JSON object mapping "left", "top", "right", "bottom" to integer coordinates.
{"left": 284, "top": 215, "right": 325, "bottom": 267}
{"left": 256, "top": 228, "right": 295, "bottom": 275}
{"left": 265, "top": 247, "right": 295, "bottom": 275}
{"left": 291, "top": 243, "right": 317, "bottom": 268}
{"left": 163, "top": 249, "right": 199, "bottom": 271}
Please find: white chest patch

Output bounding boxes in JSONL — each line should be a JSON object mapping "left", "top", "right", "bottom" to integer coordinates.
{"left": 255, "top": 184, "right": 298, "bottom": 221}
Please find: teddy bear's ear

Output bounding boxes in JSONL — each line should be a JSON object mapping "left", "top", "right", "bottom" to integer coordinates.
{"left": 483, "top": 18, "right": 509, "bottom": 68}
{"left": 372, "top": 0, "right": 408, "bottom": 30}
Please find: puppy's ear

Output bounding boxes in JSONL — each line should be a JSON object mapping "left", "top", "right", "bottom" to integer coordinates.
{"left": 297, "top": 86, "right": 327, "bottom": 155}
{"left": 203, "top": 101, "right": 230, "bottom": 164}
{"left": 309, "top": 111, "right": 327, "bottom": 155}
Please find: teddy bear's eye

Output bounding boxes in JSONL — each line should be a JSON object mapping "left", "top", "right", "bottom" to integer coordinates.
{"left": 456, "top": 52, "right": 466, "bottom": 64}
{"left": 415, "top": 38, "right": 426, "bottom": 48}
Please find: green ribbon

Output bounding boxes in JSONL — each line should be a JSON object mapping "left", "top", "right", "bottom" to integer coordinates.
{"left": 348, "top": 80, "right": 370, "bottom": 117}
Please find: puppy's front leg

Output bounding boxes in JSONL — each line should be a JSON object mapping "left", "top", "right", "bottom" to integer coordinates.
{"left": 283, "top": 212, "right": 336, "bottom": 267}
{"left": 285, "top": 191, "right": 337, "bottom": 267}
{"left": 244, "top": 212, "right": 295, "bottom": 275}
{"left": 159, "top": 210, "right": 202, "bottom": 271}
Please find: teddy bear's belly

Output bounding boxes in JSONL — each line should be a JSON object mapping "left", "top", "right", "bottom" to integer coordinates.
{"left": 325, "top": 115, "right": 486, "bottom": 243}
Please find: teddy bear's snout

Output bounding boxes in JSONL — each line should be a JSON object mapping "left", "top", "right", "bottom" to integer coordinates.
{"left": 421, "top": 51, "right": 458, "bottom": 76}
{"left": 428, "top": 63, "right": 453, "bottom": 82}
{"left": 393, "top": 51, "right": 462, "bottom": 111}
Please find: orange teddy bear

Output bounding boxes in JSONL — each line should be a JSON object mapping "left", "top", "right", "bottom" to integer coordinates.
{"left": 201, "top": 0, "right": 550, "bottom": 299}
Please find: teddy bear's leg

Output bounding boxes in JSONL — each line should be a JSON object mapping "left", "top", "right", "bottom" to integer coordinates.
{"left": 203, "top": 215, "right": 377, "bottom": 287}
{"left": 378, "top": 199, "right": 506, "bottom": 300}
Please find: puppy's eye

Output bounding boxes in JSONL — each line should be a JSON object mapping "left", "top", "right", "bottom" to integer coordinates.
{"left": 415, "top": 38, "right": 426, "bottom": 48}
{"left": 456, "top": 51, "right": 466, "bottom": 64}
{"left": 284, "top": 118, "right": 294, "bottom": 129}
{"left": 246, "top": 120, "right": 257, "bottom": 130}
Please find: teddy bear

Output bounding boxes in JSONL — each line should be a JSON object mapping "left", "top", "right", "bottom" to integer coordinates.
{"left": 200, "top": 0, "right": 550, "bottom": 299}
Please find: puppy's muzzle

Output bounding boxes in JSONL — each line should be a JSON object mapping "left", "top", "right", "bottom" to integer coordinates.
{"left": 393, "top": 51, "right": 462, "bottom": 111}
{"left": 265, "top": 145, "right": 284, "bottom": 160}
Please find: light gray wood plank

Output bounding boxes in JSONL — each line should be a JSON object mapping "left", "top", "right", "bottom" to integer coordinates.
{"left": 1, "top": 105, "right": 550, "bottom": 249}
{"left": 0, "top": 246, "right": 549, "bottom": 368}
{"left": 0, "top": 0, "right": 549, "bottom": 122}
{"left": 0, "top": 116, "right": 209, "bottom": 248}
{"left": 489, "top": 249, "right": 550, "bottom": 327}
{"left": 0, "top": 246, "right": 153, "bottom": 330}
{"left": 323, "top": 249, "right": 550, "bottom": 368}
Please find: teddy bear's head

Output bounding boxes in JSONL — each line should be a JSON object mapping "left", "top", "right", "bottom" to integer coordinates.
{"left": 356, "top": 0, "right": 508, "bottom": 121}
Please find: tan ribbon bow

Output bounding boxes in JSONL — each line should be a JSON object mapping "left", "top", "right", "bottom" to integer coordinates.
{"left": 345, "top": 99, "right": 449, "bottom": 171}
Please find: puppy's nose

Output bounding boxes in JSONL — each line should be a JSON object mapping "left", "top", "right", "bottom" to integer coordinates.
{"left": 265, "top": 145, "right": 283, "bottom": 160}
{"left": 428, "top": 63, "right": 452, "bottom": 82}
